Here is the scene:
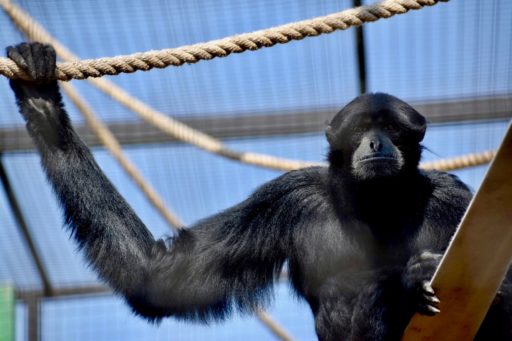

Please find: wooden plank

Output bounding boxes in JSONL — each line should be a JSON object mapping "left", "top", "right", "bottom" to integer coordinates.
{"left": 403, "top": 122, "right": 512, "bottom": 340}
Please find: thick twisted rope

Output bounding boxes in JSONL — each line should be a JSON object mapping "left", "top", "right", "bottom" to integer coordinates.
{"left": 0, "top": 0, "right": 494, "bottom": 172}
{"left": 0, "top": 0, "right": 448, "bottom": 81}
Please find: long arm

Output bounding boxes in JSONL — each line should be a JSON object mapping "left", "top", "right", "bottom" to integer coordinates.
{"left": 7, "top": 43, "right": 314, "bottom": 321}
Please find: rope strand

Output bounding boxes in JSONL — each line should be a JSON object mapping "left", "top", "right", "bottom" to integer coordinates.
{"left": 0, "top": 0, "right": 448, "bottom": 81}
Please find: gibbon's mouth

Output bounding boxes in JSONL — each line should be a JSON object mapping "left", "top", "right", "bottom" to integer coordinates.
{"left": 356, "top": 155, "right": 396, "bottom": 164}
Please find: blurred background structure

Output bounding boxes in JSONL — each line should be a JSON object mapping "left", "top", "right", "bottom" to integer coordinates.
{"left": 0, "top": 0, "right": 510, "bottom": 340}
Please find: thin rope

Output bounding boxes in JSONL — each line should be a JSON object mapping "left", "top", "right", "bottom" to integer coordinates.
{"left": 420, "top": 150, "right": 496, "bottom": 172}
{"left": 255, "top": 310, "right": 294, "bottom": 341}
{"left": 60, "top": 82, "right": 182, "bottom": 231}
{"left": 0, "top": 0, "right": 448, "bottom": 81}
{"left": 90, "top": 76, "right": 323, "bottom": 171}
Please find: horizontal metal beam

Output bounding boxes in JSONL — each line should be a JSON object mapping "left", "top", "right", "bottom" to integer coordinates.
{"left": 16, "top": 285, "right": 111, "bottom": 301}
{"left": 16, "top": 271, "right": 291, "bottom": 301}
{"left": 420, "top": 95, "right": 512, "bottom": 123}
{"left": 1, "top": 95, "right": 511, "bottom": 153}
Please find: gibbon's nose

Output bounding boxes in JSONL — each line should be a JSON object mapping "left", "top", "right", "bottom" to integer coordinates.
{"left": 369, "top": 139, "right": 382, "bottom": 152}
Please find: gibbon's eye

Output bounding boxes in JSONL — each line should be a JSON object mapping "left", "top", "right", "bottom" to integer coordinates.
{"left": 383, "top": 123, "right": 395, "bottom": 131}
{"left": 352, "top": 124, "right": 367, "bottom": 133}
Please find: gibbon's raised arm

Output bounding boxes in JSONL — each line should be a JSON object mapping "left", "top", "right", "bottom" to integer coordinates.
{"left": 7, "top": 42, "right": 326, "bottom": 322}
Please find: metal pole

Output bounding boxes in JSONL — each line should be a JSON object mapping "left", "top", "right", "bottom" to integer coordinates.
{"left": 353, "top": 0, "right": 367, "bottom": 94}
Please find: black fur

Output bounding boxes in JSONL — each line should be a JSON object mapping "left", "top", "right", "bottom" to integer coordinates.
{"left": 8, "top": 42, "right": 512, "bottom": 340}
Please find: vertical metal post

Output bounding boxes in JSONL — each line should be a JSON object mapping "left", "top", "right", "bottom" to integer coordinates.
{"left": 353, "top": 0, "right": 367, "bottom": 94}
{"left": 26, "top": 295, "right": 40, "bottom": 341}
{"left": 0, "top": 156, "right": 52, "bottom": 297}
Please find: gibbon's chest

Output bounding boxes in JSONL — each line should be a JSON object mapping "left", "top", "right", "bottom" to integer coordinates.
{"left": 294, "top": 216, "right": 415, "bottom": 295}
